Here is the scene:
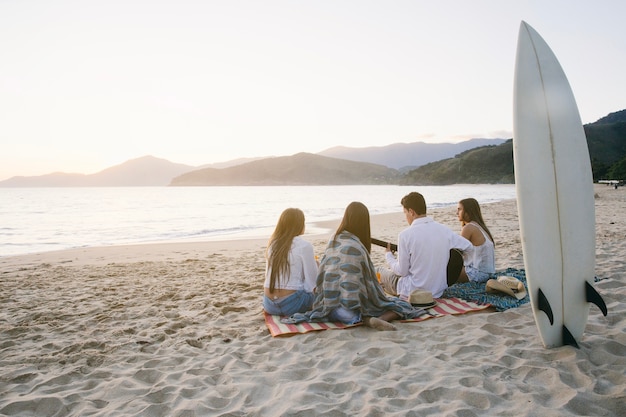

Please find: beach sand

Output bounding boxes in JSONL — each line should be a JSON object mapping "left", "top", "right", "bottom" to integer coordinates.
{"left": 1, "top": 185, "right": 624, "bottom": 416}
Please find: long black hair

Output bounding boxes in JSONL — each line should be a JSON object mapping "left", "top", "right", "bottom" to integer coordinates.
{"left": 459, "top": 198, "right": 494, "bottom": 245}
{"left": 334, "top": 201, "right": 371, "bottom": 252}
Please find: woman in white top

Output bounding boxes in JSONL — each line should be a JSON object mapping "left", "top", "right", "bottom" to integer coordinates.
{"left": 263, "top": 208, "right": 318, "bottom": 316}
{"left": 456, "top": 198, "right": 496, "bottom": 283}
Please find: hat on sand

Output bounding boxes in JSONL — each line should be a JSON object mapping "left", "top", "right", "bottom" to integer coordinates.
{"left": 486, "top": 276, "right": 527, "bottom": 300}
{"left": 409, "top": 289, "right": 437, "bottom": 308}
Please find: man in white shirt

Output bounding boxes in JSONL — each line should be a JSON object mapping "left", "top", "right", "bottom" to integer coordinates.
{"left": 378, "top": 191, "right": 472, "bottom": 299}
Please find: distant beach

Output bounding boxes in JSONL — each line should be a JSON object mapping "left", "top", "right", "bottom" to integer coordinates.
{"left": 0, "top": 184, "right": 624, "bottom": 416}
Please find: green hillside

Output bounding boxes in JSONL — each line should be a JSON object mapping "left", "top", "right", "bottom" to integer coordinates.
{"left": 400, "top": 141, "right": 513, "bottom": 185}
{"left": 401, "top": 109, "right": 626, "bottom": 185}
{"left": 585, "top": 110, "right": 626, "bottom": 180}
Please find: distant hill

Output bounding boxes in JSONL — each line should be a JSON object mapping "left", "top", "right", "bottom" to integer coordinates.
{"left": 318, "top": 138, "right": 507, "bottom": 171}
{"left": 170, "top": 153, "right": 400, "bottom": 186}
{"left": 0, "top": 172, "right": 93, "bottom": 187}
{"left": 0, "top": 156, "right": 196, "bottom": 187}
{"left": 401, "top": 141, "right": 514, "bottom": 185}
{"left": 584, "top": 110, "right": 626, "bottom": 180}
{"left": 592, "top": 109, "right": 626, "bottom": 125}
{"left": 400, "top": 108, "right": 626, "bottom": 185}
{"left": 197, "top": 156, "right": 268, "bottom": 170}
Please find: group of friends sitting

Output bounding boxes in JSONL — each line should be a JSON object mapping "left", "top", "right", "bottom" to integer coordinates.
{"left": 262, "top": 191, "right": 495, "bottom": 331}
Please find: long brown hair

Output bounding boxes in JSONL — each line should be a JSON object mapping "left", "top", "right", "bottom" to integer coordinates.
{"left": 334, "top": 201, "right": 371, "bottom": 252}
{"left": 266, "top": 208, "right": 305, "bottom": 292}
{"left": 459, "top": 198, "right": 495, "bottom": 245}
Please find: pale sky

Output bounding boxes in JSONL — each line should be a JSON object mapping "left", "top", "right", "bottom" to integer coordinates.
{"left": 1, "top": 0, "right": 624, "bottom": 180}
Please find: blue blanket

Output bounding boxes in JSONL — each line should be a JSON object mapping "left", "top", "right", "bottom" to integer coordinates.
{"left": 442, "top": 268, "right": 530, "bottom": 311}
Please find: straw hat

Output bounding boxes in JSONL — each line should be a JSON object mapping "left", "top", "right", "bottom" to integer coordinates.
{"left": 409, "top": 289, "right": 437, "bottom": 308}
{"left": 486, "top": 276, "right": 527, "bottom": 300}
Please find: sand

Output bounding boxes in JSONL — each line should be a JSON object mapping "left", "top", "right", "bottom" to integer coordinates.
{"left": 1, "top": 185, "right": 624, "bottom": 416}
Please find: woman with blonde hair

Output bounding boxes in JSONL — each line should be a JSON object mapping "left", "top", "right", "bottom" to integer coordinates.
{"left": 263, "top": 208, "right": 318, "bottom": 316}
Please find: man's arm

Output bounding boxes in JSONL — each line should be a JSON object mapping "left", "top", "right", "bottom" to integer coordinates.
{"left": 452, "top": 233, "right": 473, "bottom": 252}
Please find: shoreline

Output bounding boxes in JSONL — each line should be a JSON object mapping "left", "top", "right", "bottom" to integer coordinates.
{"left": 2, "top": 182, "right": 623, "bottom": 280}
{"left": 0, "top": 200, "right": 516, "bottom": 271}
{"left": 0, "top": 183, "right": 517, "bottom": 260}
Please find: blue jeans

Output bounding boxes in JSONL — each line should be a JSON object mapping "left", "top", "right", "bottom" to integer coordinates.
{"left": 263, "top": 290, "right": 314, "bottom": 316}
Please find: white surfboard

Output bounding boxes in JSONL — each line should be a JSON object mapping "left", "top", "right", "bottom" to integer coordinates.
{"left": 513, "top": 21, "right": 606, "bottom": 348}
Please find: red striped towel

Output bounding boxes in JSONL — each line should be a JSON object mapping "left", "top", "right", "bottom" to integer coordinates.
{"left": 265, "top": 297, "right": 491, "bottom": 337}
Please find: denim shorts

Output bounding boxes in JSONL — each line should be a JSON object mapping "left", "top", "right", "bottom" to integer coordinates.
{"left": 465, "top": 266, "right": 494, "bottom": 283}
{"left": 263, "top": 290, "right": 314, "bottom": 316}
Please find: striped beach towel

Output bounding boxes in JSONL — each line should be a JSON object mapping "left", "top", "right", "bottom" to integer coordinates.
{"left": 265, "top": 297, "right": 491, "bottom": 337}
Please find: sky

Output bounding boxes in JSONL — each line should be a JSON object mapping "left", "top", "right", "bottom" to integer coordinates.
{"left": 1, "top": 1, "right": 625, "bottom": 180}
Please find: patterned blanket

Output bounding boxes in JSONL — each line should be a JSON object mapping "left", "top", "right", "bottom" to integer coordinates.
{"left": 265, "top": 297, "right": 491, "bottom": 337}
{"left": 442, "top": 268, "right": 530, "bottom": 311}
{"left": 285, "top": 231, "right": 423, "bottom": 324}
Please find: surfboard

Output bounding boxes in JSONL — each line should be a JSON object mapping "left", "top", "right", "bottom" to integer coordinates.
{"left": 513, "top": 21, "right": 607, "bottom": 348}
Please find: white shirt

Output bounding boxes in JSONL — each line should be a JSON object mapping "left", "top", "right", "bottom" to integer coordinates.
{"left": 264, "top": 236, "right": 318, "bottom": 293}
{"left": 385, "top": 216, "right": 472, "bottom": 298}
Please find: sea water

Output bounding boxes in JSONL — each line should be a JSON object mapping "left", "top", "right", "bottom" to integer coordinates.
{"left": 0, "top": 184, "right": 516, "bottom": 257}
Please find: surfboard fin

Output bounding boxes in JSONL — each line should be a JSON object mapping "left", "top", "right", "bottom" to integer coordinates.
{"left": 562, "top": 325, "right": 580, "bottom": 348}
{"left": 585, "top": 281, "right": 608, "bottom": 316}
{"left": 537, "top": 288, "right": 554, "bottom": 325}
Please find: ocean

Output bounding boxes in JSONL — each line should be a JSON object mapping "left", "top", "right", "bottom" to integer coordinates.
{"left": 0, "top": 184, "right": 516, "bottom": 257}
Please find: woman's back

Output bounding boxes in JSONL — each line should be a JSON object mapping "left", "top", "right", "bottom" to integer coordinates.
{"left": 264, "top": 236, "right": 317, "bottom": 292}
{"left": 463, "top": 222, "right": 495, "bottom": 274}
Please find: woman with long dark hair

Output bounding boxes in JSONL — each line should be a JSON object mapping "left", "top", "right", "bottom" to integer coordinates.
{"left": 456, "top": 198, "right": 495, "bottom": 283}
{"left": 285, "top": 202, "right": 424, "bottom": 331}
{"left": 263, "top": 208, "right": 318, "bottom": 316}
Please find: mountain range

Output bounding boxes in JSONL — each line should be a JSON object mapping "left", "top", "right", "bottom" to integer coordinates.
{"left": 318, "top": 138, "right": 506, "bottom": 171}
{"left": 0, "top": 157, "right": 196, "bottom": 187}
{"left": 2, "top": 108, "right": 624, "bottom": 187}
{"left": 0, "top": 138, "right": 505, "bottom": 187}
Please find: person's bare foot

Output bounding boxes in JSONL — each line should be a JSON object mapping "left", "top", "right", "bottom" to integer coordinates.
{"left": 363, "top": 317, "right": 397, "bottom": 331}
